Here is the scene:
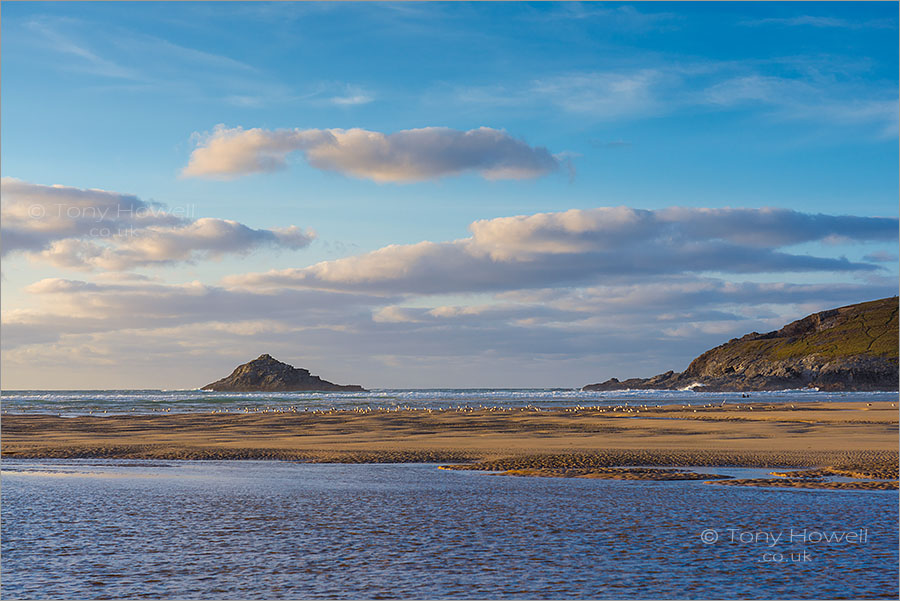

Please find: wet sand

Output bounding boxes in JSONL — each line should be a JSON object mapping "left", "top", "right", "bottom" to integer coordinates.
{"left": 706, "top": 478, "right": 898, "bottom": 490}
{"left": 2, "top": 402, "right": 896, "bottom": 472}
{"left": 439, "top": 457, "right": 898, "bottom": 490}
{"left": 469, "top": 467, "right": 735, "bottom": 481}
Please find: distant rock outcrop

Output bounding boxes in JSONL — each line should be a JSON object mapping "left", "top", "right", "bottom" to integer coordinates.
{"left": 584, "top": 297, "right": 899, "bottom": 392}
{"left": 202, "top": 354, "right": 366, "bottom": 392}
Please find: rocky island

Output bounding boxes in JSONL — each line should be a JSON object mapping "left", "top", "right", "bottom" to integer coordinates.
{"left": 201, "top": 354, "right": 367, "bottom": 392}
{"left": 584, "top": 297, "right": 899, "bottom": 392}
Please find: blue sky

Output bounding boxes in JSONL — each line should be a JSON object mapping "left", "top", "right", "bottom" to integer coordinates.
{"left": 2, "top": 2, "right": 898, "bottom": 389}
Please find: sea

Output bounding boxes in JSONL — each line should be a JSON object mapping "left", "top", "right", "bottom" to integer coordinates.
{"left": 2, "top": 388, "right": 898, "bottom": 599}
{"left": 1, "top": 460, "right": 897, "bottom": 599}
{"left": 1, "top": 387, "right": 896, "bottom": 416}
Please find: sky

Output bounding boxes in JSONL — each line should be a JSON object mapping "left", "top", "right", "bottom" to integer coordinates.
{"left": 1, "top": 1, "right": 898, "bottom": 390}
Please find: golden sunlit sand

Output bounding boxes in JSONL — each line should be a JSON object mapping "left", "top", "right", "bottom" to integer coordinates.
{"left": 3, "top": 402, "right": 897, "bottom": 481}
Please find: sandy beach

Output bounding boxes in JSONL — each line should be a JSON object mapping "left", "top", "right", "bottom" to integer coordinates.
{"left": 3, "top": 401, "right": 897, "bottom": 470}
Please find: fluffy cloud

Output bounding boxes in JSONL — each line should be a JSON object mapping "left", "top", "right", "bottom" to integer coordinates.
{"left": 224, "top": 207, "right": 897, "bottom": 295}
{"left": 0, "top": 277, "right": 393, "bottom": 371}
{"left": 1, "top": 178, "right": 314, "bottom": 270}
{"left": 11, "top": 278, "right": 390, "bottom": 331}
{"left": 496, "top": 278, "right": 894, "bottom": 324}
{"left": 35, "top": 220, "right": 312, "bottom": 271}
{"left": 181, "top": 125, "right": 563, "bottom": 182}
{"left": 1, "top": 177, "right": 180, "bottom": 253}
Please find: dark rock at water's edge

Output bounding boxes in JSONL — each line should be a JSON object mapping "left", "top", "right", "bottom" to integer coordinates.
{"left": 584, "top": 297, "right": 899, "bottom": 392}
{"left": 202, "top": 354, "right": 367, "bottom": 392}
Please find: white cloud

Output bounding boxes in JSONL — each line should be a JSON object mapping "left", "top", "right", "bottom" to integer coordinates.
{"left": 330, "top": 94, "right": 373, "bottom": 106}
{"left": 740, "top": 15, "right": 896, "bottom": 29}
{"left": 23, "top": 16, "right": 296, "bottom": 102}
{"left": 2, "top": 278, "right": 392, "bottom": 354}
{"left": 702, "top": 76, "right": 899, "bottom": 135}
{"left": 34, "top": 220, "right": 313, "bottom": 271}
{"left": 1, "top": 177, "right": 180, "bottom": 253}
{"left": 27, "top": 19, "right": 138, "bottom": 79}
{"left": 531, "top": 70, "right": 668, "bottom": 118}
{"left": 0, "top": 178, "right": 315, "bottom": 270}
{"left": 449, "top": 59, "right": 898, "bottom": 136}
{"left": 327, "top": 85, "right": 375, "bottom": 106}
{"left": 449, "top": 70, "right": 673, "bottom": 120}
{"left": 182, "top": 125, "right": 563, "bottom": 182}
{"left": 532, "top": 3, "right": 680, "bottom": 31}
{"left": 224, "top": 207, "right": 897, "bottom": 295}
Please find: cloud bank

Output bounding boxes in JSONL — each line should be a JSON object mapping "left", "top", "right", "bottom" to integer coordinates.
{"left": 1, "top": 178, "right": 314, "bottom": 270}
{"left": 182, "top": 125, "right": 563, "bottom": 182}
{"left": 3, "top": 203, "right": 896, "bottom": 388}
{"left": 224, "top": 207, "right": 897, "bottom": 294}
{"left": 5, "top": 272, "right": 895, "bottom": 388}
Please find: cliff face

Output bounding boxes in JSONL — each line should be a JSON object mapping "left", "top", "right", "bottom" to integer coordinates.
{"left": 584, "top": 297, "right": 899, "bottom": 392}
{"left": 202, "top": 354, "right": 367, "bottom": 392}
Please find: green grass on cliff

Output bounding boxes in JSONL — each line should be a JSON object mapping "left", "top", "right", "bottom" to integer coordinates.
{"left": 686, "top": 297, "right": 898, "bottom": 375}
{"left": 769, "top": 297, "right": 898, "bottom": 360}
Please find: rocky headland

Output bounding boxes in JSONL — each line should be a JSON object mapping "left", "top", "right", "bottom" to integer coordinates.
{"left": 201, "top": 354, "right": 366, "bottom": 392}
{"left": 584, "top": 297, "right": 899, "bottom": 392}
